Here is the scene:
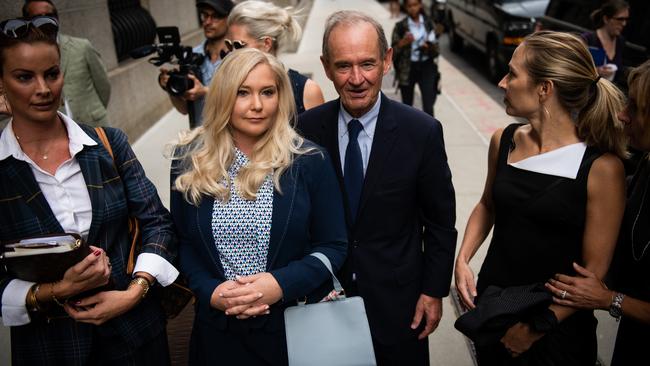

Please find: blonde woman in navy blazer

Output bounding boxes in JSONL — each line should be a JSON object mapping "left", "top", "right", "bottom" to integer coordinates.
{"left": 170, "top": 48, "right": 347, "bottom": 365}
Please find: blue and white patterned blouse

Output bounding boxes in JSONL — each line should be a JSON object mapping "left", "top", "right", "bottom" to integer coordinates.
{"left": 212, "top": 148, "right": 274, "bottom": 280}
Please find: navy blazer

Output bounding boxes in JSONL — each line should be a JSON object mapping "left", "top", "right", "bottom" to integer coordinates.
{"left": 297, "top": 94, "right": 457, "bottom": 345}
{"left": 170, "top": 143, "right": 347, "bottom": 332}
{"left": 0, "top": 126, "right": 177, "bottom": 364}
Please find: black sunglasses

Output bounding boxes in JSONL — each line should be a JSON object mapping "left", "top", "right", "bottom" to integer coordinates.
{"left": 0, "top": 16, "right": 59, "bottom": 39}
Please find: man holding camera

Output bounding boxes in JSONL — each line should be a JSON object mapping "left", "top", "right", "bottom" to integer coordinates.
{"left": 159, "top": 0, "right": 234, "bottom": 128}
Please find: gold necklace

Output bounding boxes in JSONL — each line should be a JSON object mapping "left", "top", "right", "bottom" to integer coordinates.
{"left": 15, "top": 135, "right": 52, "bottom": 160}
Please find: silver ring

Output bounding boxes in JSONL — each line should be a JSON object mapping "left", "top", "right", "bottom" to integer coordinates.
{"left": 561, "top": 290, "right": 567, "bottom": 299}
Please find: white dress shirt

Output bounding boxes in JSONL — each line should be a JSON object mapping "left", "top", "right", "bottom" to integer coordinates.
{"left": 338, "top": 95, "right": 382, "bottom": 175}
{"left": 0, "top": 113, "right": 178, "bottom": 326}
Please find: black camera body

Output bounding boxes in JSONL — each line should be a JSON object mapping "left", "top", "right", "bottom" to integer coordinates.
{"left": 130, "top": 26, "right": 204, "bottom": 97}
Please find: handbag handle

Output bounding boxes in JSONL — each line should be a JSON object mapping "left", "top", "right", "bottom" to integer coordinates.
{"left": 94, "top": 127, "right": 140, "bottom": 274}
{"left": 310, "top": 253, "right": 345, "bottom": 299}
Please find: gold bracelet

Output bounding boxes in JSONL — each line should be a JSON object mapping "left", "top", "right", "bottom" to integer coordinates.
{"left": 50, "top": 282, "right": 66, "bottom": 307}
{"left": 26, "top": 284, "right": 41, "bottom": 312}
{"left": 129, "top": 277, "right": 150, "bottom": 299}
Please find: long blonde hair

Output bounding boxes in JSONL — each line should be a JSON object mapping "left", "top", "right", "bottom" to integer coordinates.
{"left": 523, "top": 31, "right": 627, "bottom": 159}
{"left": 171, "top": 48, "right": 309, "bottom": 205}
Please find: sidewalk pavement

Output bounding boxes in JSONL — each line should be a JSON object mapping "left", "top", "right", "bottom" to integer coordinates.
{"left": 130, "top": 0, "right": 615, "bottom": 365}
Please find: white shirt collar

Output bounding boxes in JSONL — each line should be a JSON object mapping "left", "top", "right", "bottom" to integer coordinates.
{"left": 338, "top": 93, "right": 382, "bottom": 139}
{"left": 0, "top": 112, "right": 98, "bottom": 162}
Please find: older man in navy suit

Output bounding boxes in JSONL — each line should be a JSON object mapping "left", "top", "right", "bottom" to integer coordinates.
{"left": 297, "top": 10, "right": 457, "bottom": 366}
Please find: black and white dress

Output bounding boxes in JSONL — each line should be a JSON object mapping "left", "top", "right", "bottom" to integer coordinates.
{"left": 475, "top": 123, "right": 602, "bottom": 365}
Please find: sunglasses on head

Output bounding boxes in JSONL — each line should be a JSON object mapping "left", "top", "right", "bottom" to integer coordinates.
{"left": 0, "top": 16, "right": 59, "bottom": 39}
{"left": 220, "top": 39, "right": 248, "bottom": 59}
{"left": 225, "top": 39, "right": 247, "bottom": 51}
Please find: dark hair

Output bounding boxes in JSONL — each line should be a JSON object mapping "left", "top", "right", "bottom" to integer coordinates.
{"left": 0, "top": 25, "right": 59, "bottom": 75}
{"left": 22, "top": 0, "right": 58, "bottom": 19}
{"left": 590, "top": 0, "right": 629, "bottom": 28}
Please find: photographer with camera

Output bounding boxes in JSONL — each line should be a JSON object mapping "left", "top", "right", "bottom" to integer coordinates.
{"left": 159, "top": 0, "right": 233, "bottom": 128}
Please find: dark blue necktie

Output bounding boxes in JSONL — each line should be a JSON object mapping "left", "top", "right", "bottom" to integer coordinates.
{"left": 344, "top": 119, "right": 364, "bottom": 221}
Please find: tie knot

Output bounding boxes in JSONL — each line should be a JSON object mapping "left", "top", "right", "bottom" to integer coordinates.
{"left": 347, "top": 119, "right": 363, "bottom": 140}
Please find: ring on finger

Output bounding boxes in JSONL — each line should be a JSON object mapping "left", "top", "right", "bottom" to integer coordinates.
{"left": 561, "top": 290, "right": 567, "bottom": 299}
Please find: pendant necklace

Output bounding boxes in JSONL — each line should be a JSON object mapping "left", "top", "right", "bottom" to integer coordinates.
{"left": 631, "top": 174, "right": 650, "bottom": 261}
{"left": 15, "top": 135, "right": 51, "bottom": 160}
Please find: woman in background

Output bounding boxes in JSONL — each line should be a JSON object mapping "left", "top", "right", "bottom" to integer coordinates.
{"left": 391, "top": 0, "right": 440, "bottom": 117}
{"left": 170, "top": 48, "right": 346, "bottom": 365}
{"left": 223, "top": 0, "right": 324, "bottom": 114}
{"left": 547, "top": 60, "right": 650, "bottom": 366}
{"left": 581, "top": 0, "right": 630, "bottom": 88}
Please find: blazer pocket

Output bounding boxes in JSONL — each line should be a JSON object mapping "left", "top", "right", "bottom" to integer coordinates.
{"left": 376, "top": 178, "right": 411, "bottom": 195}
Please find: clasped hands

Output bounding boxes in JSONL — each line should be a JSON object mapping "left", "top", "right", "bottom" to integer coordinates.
{"left": 211, "top": 272, "right": 283, "bottom": 319}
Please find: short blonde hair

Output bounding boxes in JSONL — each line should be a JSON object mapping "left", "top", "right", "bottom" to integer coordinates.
{"left": 227, "top": 0, "right": 302, "bottom": 54}
{"left": 172, "top": 48, "right": 309, "bottom": 205}
{"left": 523, "top": 31, "right": 627, "bottom": 159}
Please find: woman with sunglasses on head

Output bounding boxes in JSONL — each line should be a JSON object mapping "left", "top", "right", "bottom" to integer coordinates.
{"left": 546, "top": 60, "right": 650, "bottom": 366}
{"left": 454, "top": 31, "right": 627, "bottom": 364}
{"left": 581, "top": 0, "right": 630, "bottom": 88}
{"left": 223, "top": 0, "right": 325, "bottom": 114}
{"left": 170, "top": 48, "right": 346, "bottom": 365}
{"left": 0, "top": 18, "right": 178, "bottom": 365}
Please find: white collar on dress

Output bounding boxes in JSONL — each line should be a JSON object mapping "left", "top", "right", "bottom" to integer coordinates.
{"left": 509, "top": 142, "right": 587, "bottom": 179}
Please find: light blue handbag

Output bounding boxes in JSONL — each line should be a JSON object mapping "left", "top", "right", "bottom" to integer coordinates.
{"left": 284, "top": 253, "right": 377, "bottom": 366}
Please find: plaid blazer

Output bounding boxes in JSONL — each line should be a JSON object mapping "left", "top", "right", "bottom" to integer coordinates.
{"left": 0, "top": 126, "right": 177, "bottom": 365}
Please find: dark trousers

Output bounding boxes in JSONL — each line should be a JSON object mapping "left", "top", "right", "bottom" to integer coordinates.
{"left": 373, "top": 336, "right": 429, "bottom": 366}
{"left": 400, "top": 60, "right": 438, "bottom": 117}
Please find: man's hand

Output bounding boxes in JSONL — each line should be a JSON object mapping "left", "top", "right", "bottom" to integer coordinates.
{"left": 411, "top": 294, "right": 442, "bottom": 339}
{"left": 182, "top": 74, "right": 208, "bottom": 102}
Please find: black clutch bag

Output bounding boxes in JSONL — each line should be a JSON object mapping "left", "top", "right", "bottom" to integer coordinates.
{"left": 1, "top": 233, "right": 89, "bottom": 283}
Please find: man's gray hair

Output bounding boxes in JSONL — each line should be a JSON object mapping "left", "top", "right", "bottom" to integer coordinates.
{"left": 321, "top": 11, "right": 388, "bottom": 61}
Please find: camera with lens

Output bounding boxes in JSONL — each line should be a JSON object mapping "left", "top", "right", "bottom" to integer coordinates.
{"left": 130, "top": 26, "right": 204, "bottom": 97}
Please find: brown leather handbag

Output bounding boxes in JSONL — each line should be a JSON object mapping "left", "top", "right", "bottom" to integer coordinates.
{"left": 95, "top": 127, "right": 193, "bottom": 319}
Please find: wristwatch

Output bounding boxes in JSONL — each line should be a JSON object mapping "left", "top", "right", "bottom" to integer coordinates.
{"left": 609, "top": 292, "right": 625, "bottom": 320}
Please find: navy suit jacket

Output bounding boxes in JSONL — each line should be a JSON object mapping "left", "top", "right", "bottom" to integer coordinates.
{"left": 297, "top": 94, "right": 457, "bottom": 345}
{"left": 0, "top": 126, "right": 176, "bottom": 364}
{"left": 170, "top": 144, "right": 347, "bottom": 339}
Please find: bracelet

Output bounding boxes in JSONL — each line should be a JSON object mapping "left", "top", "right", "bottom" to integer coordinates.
{"left": 26, "top": 284, "right": 42, "bottom": 312}
{"left": 129, "top": 277, "right": 150, "bottom": 299}
{"left": 609, "top": 292, "right": 625, "bottom": 321}
{"left": 50, "top": 281, "right": 66, "bottom": 307}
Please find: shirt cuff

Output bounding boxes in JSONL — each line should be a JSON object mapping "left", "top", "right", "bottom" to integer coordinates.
{"left": 132, "top": 253, "right": 179, "bottom": 287}
{"left": 1, "top": 279, "right": 34, "bottom": 326}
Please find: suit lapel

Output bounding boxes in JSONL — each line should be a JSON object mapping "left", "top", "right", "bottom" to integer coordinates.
{"left": 76, "top": 146, "right": 107, "bottom": 246}
{"left": 59, "top": 35, "right": 71, "bottom": 76}
{"left": 267, "top": 160, "right": 299, "bottom": 270}
{"left": 357, "top": 95, "right": 398, "bottom": 218}
{"left": 7, "top": 159, "right": 63, "bottom": 234}
{"left": 320, "top": 100, "right": 344, "bottom": 185}
{"left": 196, "top": 196, "right": 225, "bottom": 276}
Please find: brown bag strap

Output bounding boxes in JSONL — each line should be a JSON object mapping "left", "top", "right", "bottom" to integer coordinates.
{"left": 94, "top": 127, "right": 138, "bottom": 275}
